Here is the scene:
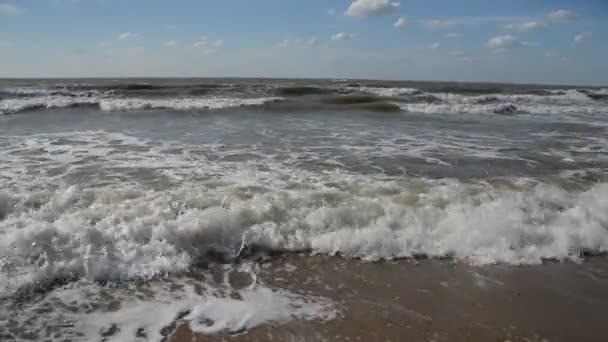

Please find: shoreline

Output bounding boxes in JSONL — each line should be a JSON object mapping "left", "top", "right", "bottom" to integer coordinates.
{"left": 169, "top": 255, "right": 608, "bottom": 342}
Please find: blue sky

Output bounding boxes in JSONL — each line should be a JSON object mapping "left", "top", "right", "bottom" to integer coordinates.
{"left": 0, "top": 0, "right": 607, "bottom": 85}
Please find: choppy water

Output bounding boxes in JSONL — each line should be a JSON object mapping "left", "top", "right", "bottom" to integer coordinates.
{"left": 0, "top": 79, "right": 607, "bottom": 341}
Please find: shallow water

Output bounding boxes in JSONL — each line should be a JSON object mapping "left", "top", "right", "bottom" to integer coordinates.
{"left": 1, "top": 79, "right": 607, "bottom": 341}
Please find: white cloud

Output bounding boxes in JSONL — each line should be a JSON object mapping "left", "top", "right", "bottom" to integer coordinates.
{"left": 193, "top": 37, "right": 223, "bottom": 55}
{"left": 486, "top": 35, "right": 521, "bottom": 50}
{"left": 277, "top": 38, "right": 319, "bottom": 48}
{"left": 307, "top": 38, "right": 319, "bottom": 46}
{"left": 424, "top": 19, "right": 458, "bottom": 30}
{"left": 117, "top": 32, "right": 140, "bottom": 40}
{"left": 0, "top": 3, "right": 24, "bottom": 16}
{"left": 426, "top": 42, "right": 440, "bottom": 49}
{"left": 505, "top": 20, "right": 547, "bottom": 32}
{"left": 346, "top": 0, "right": 400, "bottom": 17}
{"left": 574, "top": 31, "right": 592, "bottom": 43}
{"left": 394, "top": 17, "right": 408, "bottom": 28}
{"left": 276, "top": 38, "right": 300, "bottom": 48}
{"left": 445, "top": 32, "right": 461, "bottom": 38}
{"left": 331, "top": 32, "right": 356, "bottom": 41}
{"left": 163, "top": 40, "right": 177, "bottom": 47}
{"left": 548, "top": 9, "right": 576, "bottom": 22}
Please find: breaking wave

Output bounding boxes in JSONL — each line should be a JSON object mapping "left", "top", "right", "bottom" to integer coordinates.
{"left": 1, "top": 81, "right": 607, "bottom": 115}
{"left": 2, "top": 175, "right": 607, "bottom": 296}
{"left": 0, "top": 95, "right": 282, "bottom": 114}
{"left": 1, "top": 130, "right": 607, "bottom": 296}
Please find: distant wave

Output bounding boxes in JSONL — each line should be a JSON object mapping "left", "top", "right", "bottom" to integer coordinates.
{"left": 0, "top": 96, "right": 282, "bottom": 115}
{"left": 98, "top": 97, "right": 283, "bottom": 111}
{"left": 0, "top": 96, "right": 100, "bottom": 114}
{"left": 1, "top": 82, "right": 607, "bottom": 115}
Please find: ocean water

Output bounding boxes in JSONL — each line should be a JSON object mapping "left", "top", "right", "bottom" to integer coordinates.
{"left": 0, "top": 78, "right": 607, "bottom": 341}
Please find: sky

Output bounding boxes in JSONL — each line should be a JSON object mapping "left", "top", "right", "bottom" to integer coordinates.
{"left": 0, "top": 0, "right": 607, "bottom": 85}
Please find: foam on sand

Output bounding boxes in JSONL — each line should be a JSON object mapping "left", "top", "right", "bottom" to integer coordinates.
{"left": 1, "top": 264, "right": 336, "bottom": 341}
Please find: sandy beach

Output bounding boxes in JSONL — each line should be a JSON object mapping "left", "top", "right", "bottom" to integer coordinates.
{"left": 168, "top": 255, "right": 608, "bottom": 342}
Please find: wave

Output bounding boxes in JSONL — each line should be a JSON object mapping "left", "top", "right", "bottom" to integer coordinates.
{"left": 2, "top": 174, "right": 607, "bottom": 295}
{"left": 97, "top": 96, "right": 282, "bottom": 111}
{"left": 354, "top": 86, "right": 423, "bottom": 97}
{"left": 1, "top": 81, "right": 607, "bottom": 116}
{"left": 275, "top": 86, "right": 333, "bottom": 96}
{"left": 0, "top": 95, "right": 282, "bottom": 114}
{"left": 0, "top": 96, "right": 100, "bottom": 114}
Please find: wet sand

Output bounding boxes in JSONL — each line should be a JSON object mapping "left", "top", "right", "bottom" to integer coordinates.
{"left": 170, "top": 255, "right": 608, "bottom": 342}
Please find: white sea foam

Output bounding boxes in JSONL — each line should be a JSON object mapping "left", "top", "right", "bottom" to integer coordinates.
{"left": 0, "top": 264, "right": 336, "bottom": 341}
{"left": 405, "top": 89, "right": 606, "bottom": 114}
{"left": 1, "top": 132, "right": 607, "bottom": 298}
{"left": 3, "top": 177, "right": 607, "bottom": 296}
{"left": 98, "top": 96, "right": 281, "bottom": 111}
{"left": 0, "top": 96, "right": 100, "bottom": 114}
{"left": 1, "top": 86, "right": 56, "bottom": 96}
{"left": 355, "top": 86, "right": 422, "bottom": 97}
{"left": 186, "top": 286, "right": 336, "bottom": 334}
{"left": 586, "top": 88, "right": 608, "bottom": 96}
{"left": 344, "top": 86, "right": 608, "bottom": 115}
{"left": 0, "top": 96, "right": 281, "bottom": 114}
{"left": 398, "top": 102, "right": 608, "bottom": 115}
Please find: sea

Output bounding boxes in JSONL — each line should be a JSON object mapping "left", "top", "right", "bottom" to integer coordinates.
{"left": 1, "top": 78, "right": 607, "bottom": 341}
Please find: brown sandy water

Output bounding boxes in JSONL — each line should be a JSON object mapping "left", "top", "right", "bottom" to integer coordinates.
{"left": 170, "top": 256, "right": 608, "bottom": 342}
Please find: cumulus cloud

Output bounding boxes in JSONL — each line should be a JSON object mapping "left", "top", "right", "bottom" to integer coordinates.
{"left": 0, "top": 3, "right": 24, "bottom": 16}
{"left": 486, "top": 35, "right": 521, "bottom": 50}
{"left": 117, "top": 32, "right": 140, "bottom": 40}
{"left": 548, "top": 9, "right": 576, "bottom": 22}
{"left": 346, "top": 0, "right": 400, "bottom": 17}
{"left": 307, "top": 38, "right": 319, "bottom": 46}
{"left": 426, "top": 42, "right": 440, "bottom": 49}
{"left": 574, "top": 31, "right": 592, "bottom": 43}
{"left": 193, "top": 37, "right": 224, "bottom": 55}
{"left": 394, "top": 17, "right": 408, "bottom": 28}
{"left": 505, "top": 20, "right": 547, "bottom": 32}
{"left": 424, "top": 19, "right": 458, "bottom": 30}
{"left": 331, "top": 32, "right": 356, "bottom": 41}
{"left": 276, "top": 38, "right": 319, "bottom": 48}
{"left": 276, "top": 38, "right": 300, "bottom": 49}
{"left": 163, "top": 40, "right": 177, "bottom": 47}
